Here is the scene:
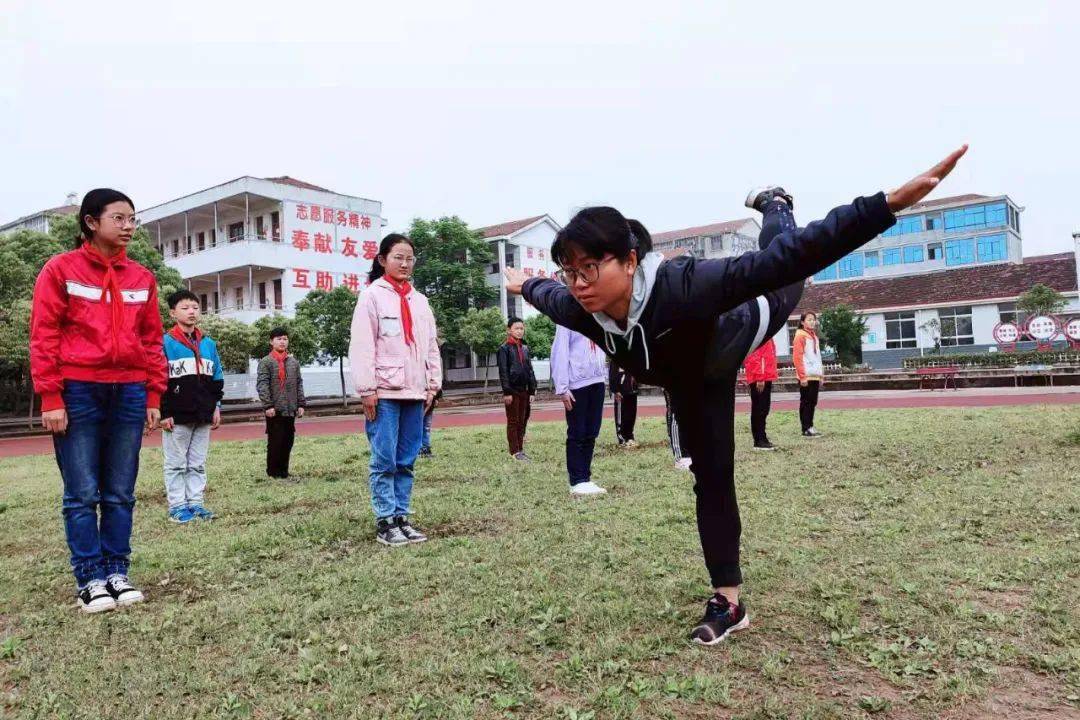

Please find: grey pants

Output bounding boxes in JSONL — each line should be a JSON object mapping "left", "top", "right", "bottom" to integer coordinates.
{"left": 162, "top": 424, "right": 211, "bottom": 510}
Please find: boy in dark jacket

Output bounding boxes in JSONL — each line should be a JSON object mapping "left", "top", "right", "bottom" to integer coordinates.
{"left": 609, "top": 361, "right": 639, "bottom": 447}
{"left": 496, "top": 317, "right": 537, "bottom": 460}
{"left": 256, "top": 328, "right": 306, "bottom": 480}
{"left": 161, "top": 290, "right": 224, "bottom": 523}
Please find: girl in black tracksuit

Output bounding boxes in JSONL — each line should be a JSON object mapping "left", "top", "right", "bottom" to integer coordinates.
{"left": 608, "top": 362, "right": 639, "bottom": 446}
{"left": 513, "top": 191, "right": 897, "bottom": 643}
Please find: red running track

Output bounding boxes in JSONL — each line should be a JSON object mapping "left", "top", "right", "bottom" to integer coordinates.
{"left": 2, "top": 390, "right": 1077, "bottom": 458}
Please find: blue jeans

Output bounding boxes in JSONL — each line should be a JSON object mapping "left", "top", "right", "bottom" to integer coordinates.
{"left": 52, "top": 381, "right": 146, "bottom": 586}
{"left": 365, "top": 399, "right": 424, "bottom": 519}
{"left": 565, "top": 382, "right": 605, "bottom": 485}
{"left": 421, "top": 406, "right": 434, "bottom": 453}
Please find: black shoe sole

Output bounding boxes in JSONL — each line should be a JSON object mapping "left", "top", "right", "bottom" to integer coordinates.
{"left": 691, "top": 614, "right": 751, "bottom": 646}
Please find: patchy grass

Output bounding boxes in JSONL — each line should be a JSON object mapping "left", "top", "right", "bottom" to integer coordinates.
{"left": 1, "top": 406, "right": 1078, "bottom": 719}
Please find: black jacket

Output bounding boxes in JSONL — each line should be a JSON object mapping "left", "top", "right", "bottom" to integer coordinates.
{"left": 609, "top": 362, "right": 638, "bottom": 396}
{"left": 522, "top": 193, "right": 895, "bottom": 392}
{"left": 497, "top": 341, "right": 537, "bottom": 394}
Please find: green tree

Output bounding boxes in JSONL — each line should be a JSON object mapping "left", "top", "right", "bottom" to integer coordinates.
{"left": 458, "top": 307, "right": 506, "bottom": 393}
{"left": 296, "top": 286, "right": 359, "bottom": 405}
{"left": 1017, "top": 283, "right": 1068, "bottom": 317}
{"left": 818, "top": 304, "right": 867, "bottom": 368}
{"left": 48, "top": 214, "right": 184, "bottom": 325}
{"left": 407, "top": 216, "right": 497, "bottom": 347}
{"left": 199, "top": 315, "right": 257, "bottom": 374}
{"left": 524, "top": 315, "right": 556, "bottom": 360}
{"left": 250, "top": 313, "right": 318, "bottom": 365}
{"left": 0, "top": 299, "right": 33, "bottom": 420}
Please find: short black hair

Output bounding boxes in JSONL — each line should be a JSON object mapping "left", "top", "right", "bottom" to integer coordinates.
{"left": 270, "top": 327, "right": 289, "bottom": 339}
{"left": 551, "top": 206, "right": 652, "bottom": 267}
{"left": 167, "top": 289, "right": 200, "bottom": 309}
{"left": 78, "top": 188, "right": 135, "bottom": 246}
{"left": 507, "top": 316, "right": 524, "bottom": 328}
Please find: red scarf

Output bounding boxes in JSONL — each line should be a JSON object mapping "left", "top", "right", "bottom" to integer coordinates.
{"left": 169, "top": 325, "right": 203, "bottom": 373}
{"left": 84, "top": 243, "right": 126, "bottom": 362}
{"left": 384, "top": 277, "right": 415, "bottom": 346}
{"left": 506, "top": 334, "right": 525, "bottom": 364}
{"left": 270, "top": 349, "right": 288, "bottom": 389}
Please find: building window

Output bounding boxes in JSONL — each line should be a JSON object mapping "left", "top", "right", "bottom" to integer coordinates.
{"left": 939, "top": 306, "right": 975, "bottom": 346}
{"left": 997, "top": 302, "right": 1029, "bottom": 327}
{"left": 212, "top": 291, "right": 219, "bottom": 312}
{"left": 256, "top": 216, "right": 266, "bottom": 238}
{"left": 838, "top": 254, "right": 863, "bottom": 279}
{"left": 926, "top": 216, "right": 937, "bottom": 230}
{"left": 882, "top": 248, "right": 902, "bottom": 266}
{"left": 185, "top": 236, "right": 192, "bottom": 253}
{"left": 199, "top": 293, "right": 208, "bottom": 309}
{"left": 977, "top": 233, "right": 1007, "bottom": 262}
{"left": 273, "top": 279, "right": 283, "bottom": 310}
{"left": 258, "top": 282, "right": 267, "bottom": 309}
{"left": 710, "top": 235, "right": 725, "bottom": 252}
{"left": 271, "top": 211, "right": 281, "bottom": 241}
{"left": 884, "top": 311, "right": 917, "bottom": 349}
{"left": 228, "top": 221, "right": 245, "bottom": 241}
{"left": 864, "top": 250, "right": 880, "bottom": 268}
{"left": 943, "top": 202, "right": 1007, "bottom": 232}
{"left": 813, "top": 263, "right": 837, "bottom": 282}
{"left": 902, "top": 245, "right": 924, "bottom": 263}
{"left": 504, "top": 248, "right": 515, "bottom": 269}
{"left": 210, "top": 228, "right": 217, "bottom": 247}
{"left": 171, "top": 238, "right": 180, "bottom": 257}
{"left": 197, "top": 232, "right": 206, "bottom": 251}
{"left": 927, "top": 242, "right": 943, "bottom": 260}
{"left": 882, "top": 215, "right": 923, "bottom": 237}
{"left": 234, "top": 287, "right": 244, "bottom": 309}
{"left": 945, "top": 238, "right": 975, "bottom": 266}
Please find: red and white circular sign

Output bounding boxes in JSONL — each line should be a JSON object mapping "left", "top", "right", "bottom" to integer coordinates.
{"left": 992, "top": 321, "right": 1020, "bottom": 345}
{"left": 1064, "top": 317, "right": 1080, "bottom": 341}
{"left": 1026, "top": 315, "right": 1060, "bottom": 341}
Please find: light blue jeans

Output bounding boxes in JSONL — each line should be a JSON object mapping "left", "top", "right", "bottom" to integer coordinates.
{"left": 364, "top": 399, "right": 424, "bottom": 520}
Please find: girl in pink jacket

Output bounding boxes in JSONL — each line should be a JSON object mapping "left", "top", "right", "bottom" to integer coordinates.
{"left": 349, "top": 234, "right": 442, "bottom": 547}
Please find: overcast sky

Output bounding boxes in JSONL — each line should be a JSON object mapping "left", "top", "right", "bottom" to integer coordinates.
{"left": 3, "top": 1, "right": 1078, "bottom": 255}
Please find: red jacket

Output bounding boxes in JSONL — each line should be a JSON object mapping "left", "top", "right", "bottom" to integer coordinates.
{"left": 743, "top": 338, "right": 778, "bottom": 383}
{"left": 30, "top": 243, "right": 167, "bottom": 412}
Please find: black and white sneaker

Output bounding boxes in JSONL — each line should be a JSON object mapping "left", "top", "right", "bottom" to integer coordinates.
{"left": 753, "top": 441, "right": 777, "bottom": 451}
{"left": 395, "top": 516, "right": 428, "bottom": 544}
{"left": 513, "top": 451, "right": 531, "bottom": 462}
{"left": 78, "top": 579, "right": 117, "bottom": 614}
{"left": 690, "top": 595, "right": 750, "bottom": 645}
{"left": 744, "top": 186, "right": 794, "bottom": 212}
{"left": 802, "top": 427, "right": 822, "bottom": 437}
{"left": 106, "top": 574, "right": 145, "bottom": 606}
{"left": 376, "top": 518, "right": 409, "bottom": 547}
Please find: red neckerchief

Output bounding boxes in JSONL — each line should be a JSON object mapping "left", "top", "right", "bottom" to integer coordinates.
{"left": 506, "top": 334, "right": 525, "bottom": 364}
{"left": 169, "top": 325, "right": 203, "bottom": 373}
{"left": 270, "top": 349, "right": 288, "bottom": 389}
{"left": 81, "top": 242, "right": 128, "bottom": 362}
{"left": 384, "top": 277, "right": 415, "bottom": 346}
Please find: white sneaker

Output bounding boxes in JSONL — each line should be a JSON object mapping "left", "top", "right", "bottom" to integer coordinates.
{"left": 78, "top": 580, "right": 117, "bottom": 614}
{"left": 675, "top": 457, "right": 693, "bottom": 471}
{"left": 106, "top": 574, "right": 145, "bottom": 606}
{"left": 570, "top": 481, "right": 607, "bottom": 496}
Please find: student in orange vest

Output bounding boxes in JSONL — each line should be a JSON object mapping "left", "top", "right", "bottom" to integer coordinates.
{"left": 792, "top": 312, "right": 825, "bottom": 437}
{"left": 743, "top": 337, "right": 779, "bottom": 449}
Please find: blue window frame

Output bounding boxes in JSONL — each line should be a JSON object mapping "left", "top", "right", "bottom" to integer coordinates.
{"left": 902, "top": 245, "right": 924, "bottom": 263}
{"left": 838, "top": 254, "right": 863, "bottom": 279}
{"left": 883, "top": 248, "right": 902, "bottom": 266}
{"left": 813, "top": 263, "right": 837, "bottom": 282}
{"left": 864, "top": 251, "right": 880, "bottom": 268}
{"left": 976, "top": 233, "right": 1007, "bottom": 262}
{"left": 945, "top": 238, "right": 975, "bottom": 265}
{"left": 882, "top": 215, "right": 924, "bottom": 238}
{"left": 943, "top": 202, "right": 1007, "bottom": 232}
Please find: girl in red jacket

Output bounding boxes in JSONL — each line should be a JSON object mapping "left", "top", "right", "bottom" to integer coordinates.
{"left": 743, "top": 337, "right": 779, "bottom": 450}
{"left": 30, "top": 188, "right": 166, "bottom": 613}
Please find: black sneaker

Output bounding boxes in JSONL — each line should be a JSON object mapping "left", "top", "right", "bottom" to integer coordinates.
{"left": 77, "top": 579, "right": 117, "bottom": 614}
{"left": 744, "top": 186, "right": 794, "bottom": 212}
{"left": 419, "top": 448, "right": 433, "bottom": 458}
{"left": 395, "top": 516, "right": 428, "bottom": 544}
{"left": 690, "top": 595, "right": 749, "bottom": 645}
{"left": 513, "top": 451, "right": 530, "bottom": 462}
{"left": 105, "top": 574, "right": 145, "bottom": 606}
{"left": 376, "top": 518, "right": 409, "bottom": 547}
{"left": 753, "top": 441, "right": 777, "bottom": 451}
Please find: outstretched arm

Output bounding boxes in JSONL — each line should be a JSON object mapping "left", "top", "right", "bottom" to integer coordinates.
{"left": 506, "top": 269, "right": 599, "bottom": 340}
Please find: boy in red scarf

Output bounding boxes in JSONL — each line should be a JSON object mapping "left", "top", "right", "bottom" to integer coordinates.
{"left": 496, "top": 317, "right": 538, "bottom": 460}
{"left": 256, "top": 328, "right": 306, "bottom": 479}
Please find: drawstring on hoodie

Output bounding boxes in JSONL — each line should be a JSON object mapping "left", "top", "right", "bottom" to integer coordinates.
{"left": 605, "top": 323, "right": 651, "bottom": 371}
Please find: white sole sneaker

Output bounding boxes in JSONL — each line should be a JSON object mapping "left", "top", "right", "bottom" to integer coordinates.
{"left": 569, "top": 485, "right": 607, "bottom": 497}
{"left": 79, "top": 597, "right": 117, "bottom": 614}
{"left": 114, "top": 590, "right": 145, "bottom": 607}
{"left": 691, "top": 613, "right": 751, "bottom": 646}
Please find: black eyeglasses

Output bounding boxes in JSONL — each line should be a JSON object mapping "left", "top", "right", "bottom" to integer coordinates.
{"left": 555, "top": 256, "right": 618, "bottom": 285}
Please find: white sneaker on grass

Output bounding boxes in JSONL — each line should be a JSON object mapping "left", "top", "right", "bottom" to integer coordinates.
{"left": 78, "top": 579, "right": 116, "bottom": 614}
{"left": 675, "top": 457, "right": 693, "bottom": 471}
{"left": 570, "top": 481, "right": 607, "bottom": 496}
{"left": 106, "top": 574, "right": 145, "bottom": 606}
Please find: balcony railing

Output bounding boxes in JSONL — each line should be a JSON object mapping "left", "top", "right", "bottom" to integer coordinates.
{"left": 164, "top": 232, "right": 284, "bottom": 260}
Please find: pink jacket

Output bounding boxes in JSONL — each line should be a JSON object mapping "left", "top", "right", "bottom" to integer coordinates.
{"left": 349, "top": 277, "right": 442, "bottom": 401}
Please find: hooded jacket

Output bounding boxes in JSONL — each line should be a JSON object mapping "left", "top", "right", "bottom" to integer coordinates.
{"left": 161, "top": 328, "right": 225, "bottom": 425}
{"left": 550, "top": 325, "right": 607, "bottom": 396}
{"left": 522, "top": 193, "right": 894, "bottom": 391}
{"left": 30, "top": 243, "right": 167, "bottom": 412}
{"left": 743, "top": 338, "right": 779, "bottom": 384}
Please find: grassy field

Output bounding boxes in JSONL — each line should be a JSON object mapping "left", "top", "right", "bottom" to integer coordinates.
{"left": 1, "top": 406, "right": 1079, "bottom": 719}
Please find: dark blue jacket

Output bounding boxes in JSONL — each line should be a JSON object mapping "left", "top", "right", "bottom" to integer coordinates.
{"left": 522, "top": 193, "right": 895, "bottom": 391}
{"left": 161, "top": 329, "right": 225, "bottom": 425}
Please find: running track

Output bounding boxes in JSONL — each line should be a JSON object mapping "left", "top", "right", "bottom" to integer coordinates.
{"left": 2, "top": 388, "right": 1077, "bottom": 458}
